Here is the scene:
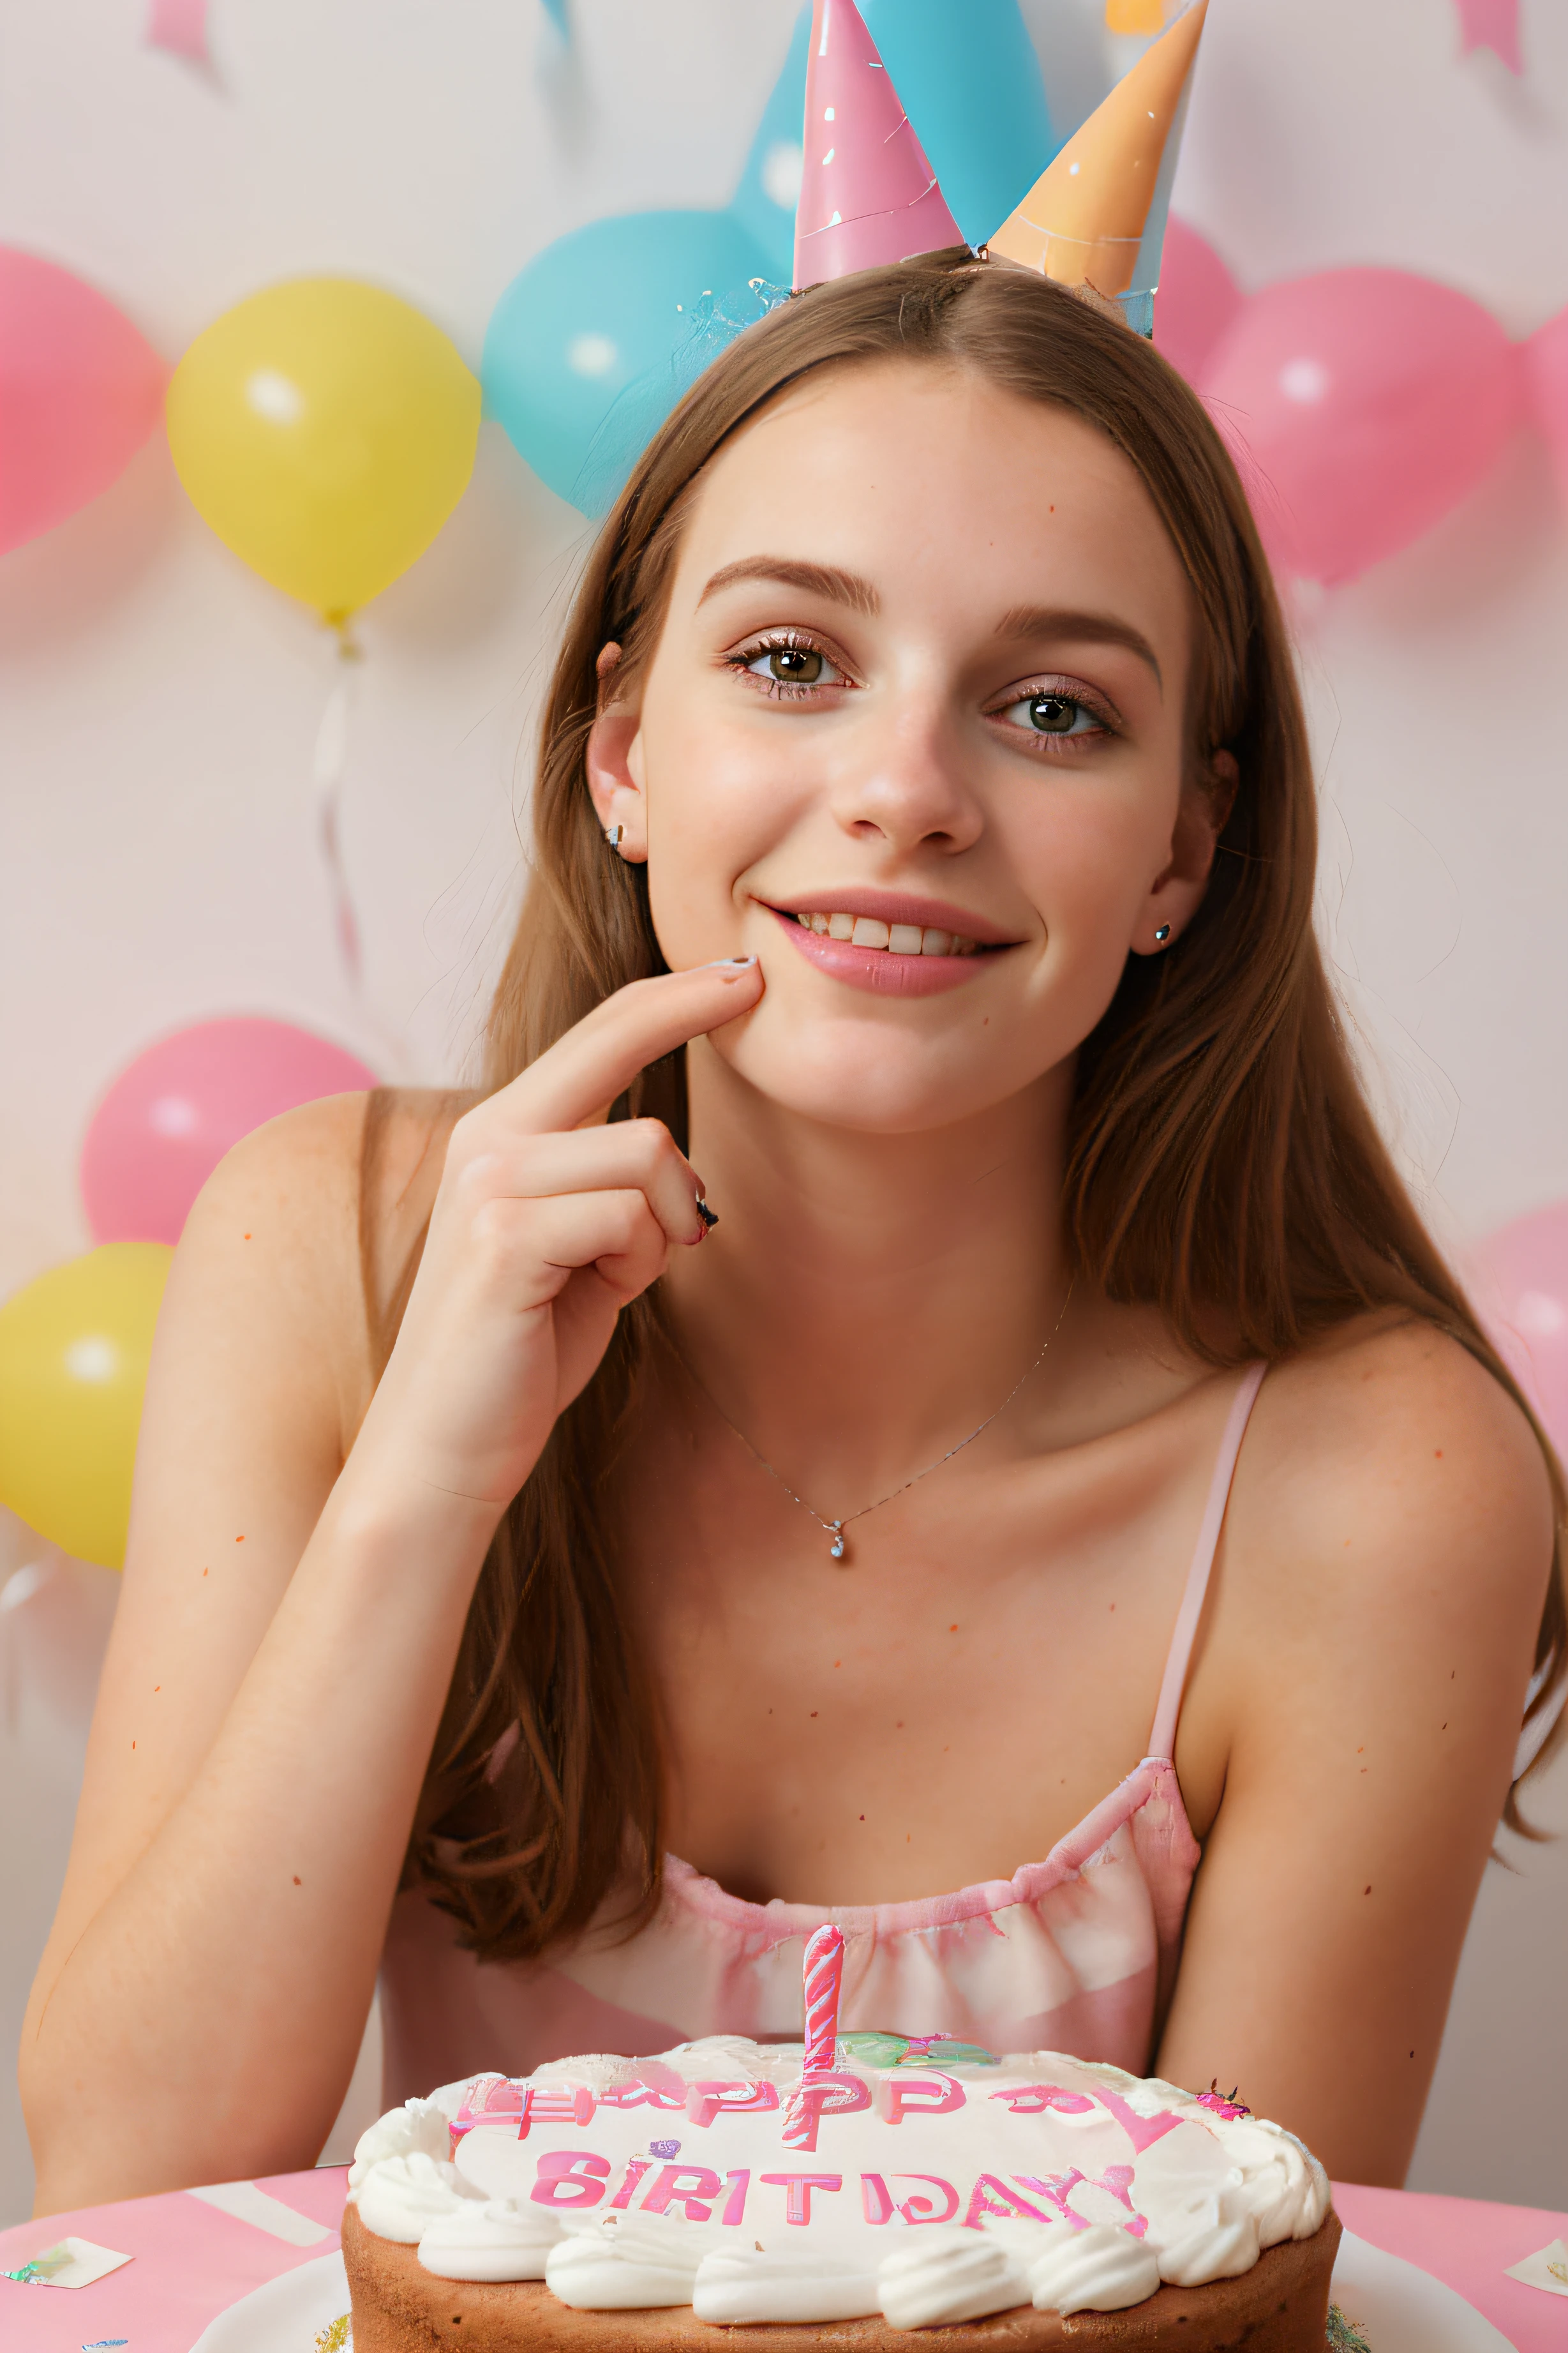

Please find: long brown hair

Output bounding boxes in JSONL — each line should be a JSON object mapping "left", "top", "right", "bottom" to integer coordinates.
{"left": 363, "top": 252, "right": 1565, "bottom": 1963}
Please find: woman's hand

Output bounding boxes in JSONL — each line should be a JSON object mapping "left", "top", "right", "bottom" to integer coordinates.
{"left": 353, "top": 959, "right": 762, "bottom": 1515}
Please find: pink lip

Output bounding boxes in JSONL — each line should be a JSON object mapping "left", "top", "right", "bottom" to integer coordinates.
{"left": 765, "top": 889, "right": 1020, "bottom": 947}
{"left": 769, "top": 906, "right": 997, "bottom": 996}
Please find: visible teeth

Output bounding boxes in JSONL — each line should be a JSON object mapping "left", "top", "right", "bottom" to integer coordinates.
{"left": 794, "top": 912, "right": 978, "bottom": 955}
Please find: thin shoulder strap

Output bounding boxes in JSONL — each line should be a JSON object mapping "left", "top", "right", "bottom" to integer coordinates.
{"left": 1145, "top": 1362, "right": 1268, "bottom": 1764}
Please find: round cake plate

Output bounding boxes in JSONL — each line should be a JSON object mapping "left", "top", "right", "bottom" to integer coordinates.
{"left": 183, "top": 2233, "right": 1517, "bottom": 2353}
{"left": 1331, "top": 2229, "right": 1516, "bottom": 2352}
{"left": 186, "top": 2246, "right": 350, "bottom": 2352}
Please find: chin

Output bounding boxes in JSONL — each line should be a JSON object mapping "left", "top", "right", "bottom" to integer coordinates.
{"left": 719, "top": 1018, "right": 1038, "bottom": 1138}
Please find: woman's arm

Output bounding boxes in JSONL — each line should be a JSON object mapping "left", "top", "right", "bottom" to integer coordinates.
{"left": 20, "top": 1092, "right": 498, "bottom": 2209}
{"left": 1158, "top": 1319, "right": 1553, "bottom": 2184}
{"left": 21, "top": 963, "right": 761, "bottom": 2213}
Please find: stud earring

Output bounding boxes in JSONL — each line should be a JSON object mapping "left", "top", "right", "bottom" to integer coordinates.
{"left": 1154, "top": 924, "right": 1172, "bottom": 945}
{"left": 605, "top": 824, "right": 624, "bottom": 850}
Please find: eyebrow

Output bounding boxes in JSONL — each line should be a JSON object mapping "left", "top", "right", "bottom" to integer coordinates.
{"left": 994, "top": 605, "right": 1163, "bottom": 691}
{"left": 696, "top": 556, "right": 881, "bottom": 616}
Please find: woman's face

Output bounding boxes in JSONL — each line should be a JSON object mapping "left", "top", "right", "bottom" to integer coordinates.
{"left": 590, "top": 359, "right": 1220, "bottom": 1135}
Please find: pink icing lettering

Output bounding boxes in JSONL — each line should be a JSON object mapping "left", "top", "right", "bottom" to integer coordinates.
{"left": 599, "top": 2064, "right": 687, "bottom": 2114}
{"left": 1090, "top": 2086, "right": 1183, "bottom": 2154}
{"left": 781, "top": 2071, "right": 870, "bottom": 2154}
{"left": 894, "top": 2175, "right": 960, "bottom": 2225}
{"left": 608, "top": 2158, "right": 652, "bottom": 2210}
{"left": 861, "top": 2174, "right": 896, "bottom": 2225}
{"left": 686, "top": 2080, "right": 781, "bottom": 2129}
{"left": 962, "top": 2175, "right": 1054, "bottom": 2230}
{"left": 530, "top": 2151, "right": 612, "bottom": 2209}
{"left": 720, "top": 2170, "right": 750, "bottom": 2226}
{"left": 518, "top": 2083, "right": 595, "bottom": 2137}
{"left": 640, "top": 2164, "right": 722, "bottom": 2221}
{"left": 452, "top": 2073, "right": 525, "bottom": 2140}
{"left": 881, "top": 2074, "right": 966, "bottom": 2125}
{"left": 760, "top": 2172, "right": 842, "bottom": 2225}
{"left": 989, "top": 2084, "right": 1096, "bottom": 2117}
{"left": 1015, "top": 2165, "right": 1148, "bottom": 2236}
{"left": 1017, "top": 2170, "right": 1088, "bottom": 2229}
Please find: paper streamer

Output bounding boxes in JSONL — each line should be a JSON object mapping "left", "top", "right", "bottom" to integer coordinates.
{"left": 146, "top": 0, "right": 210, "bottom": 63}
{"left": 313, "top": 640, "right": 364, "bottom": 994}
{"left": 1454, "top": 0, "right": 1522, "bottom": 73}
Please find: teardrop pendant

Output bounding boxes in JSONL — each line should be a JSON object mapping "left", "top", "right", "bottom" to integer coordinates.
{"left": 829, "top": 1522, "right": 846, "bottom": 1561}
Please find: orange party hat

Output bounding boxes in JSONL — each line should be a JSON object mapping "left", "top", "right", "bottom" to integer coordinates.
{"left": 793, "top": 0, "right": 965, "bottom": 290}
{"left": 987, "top": 1, "right": 1206, "bottom": 310}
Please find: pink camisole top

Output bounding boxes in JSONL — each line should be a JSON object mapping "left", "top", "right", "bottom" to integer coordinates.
{"left": 378, "top": 1364, "right": 1267, "bottom": 2103}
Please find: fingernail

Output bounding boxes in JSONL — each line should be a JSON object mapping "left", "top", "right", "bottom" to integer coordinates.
{"left": 695, "top": 1198, "right": 719, "bottom": 1229}
{"left": 703, "top": 955, "right": 758, "bottom": 973}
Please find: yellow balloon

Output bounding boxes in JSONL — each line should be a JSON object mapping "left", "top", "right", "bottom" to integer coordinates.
{"left": 166, "top": 277, "right": 480, "bottom": 621}
{"left": 0, "top": 1243, "right": 172, "bottom": 1570}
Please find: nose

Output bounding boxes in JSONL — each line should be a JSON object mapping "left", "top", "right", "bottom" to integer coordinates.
{"left": 828, "top": 691, "right": 984, "bottom": 857}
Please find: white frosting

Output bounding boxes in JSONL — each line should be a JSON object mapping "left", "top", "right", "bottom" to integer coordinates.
{"left": 693, "top": 2248, "right": 881, "bottom": 2324}
{"left": 1156, "top": 2180, "right": 1266, "bottom": 2285}
{"left": 417, "top": 2197, "right": 561, "bottom": 2282}
{"left": 1158, "top": 2209, "right": 1262, "bottom": 2285}
{"left": 1210, "top": 2116, "right": 1332, "bottom": 2244}
{"left": 877, "top": 2225, "right": 1030, "bottom": 2329}
{"left": 1027, "top": 2223, "right": 1162, "bottom": 2314}
{"left": 350, "top": 2038, "right": 1334, "bottom": 2324}
{"left": 347, "top": 2097, "right": 451, "bottom": 2190}
{"left": 352, "top": 2151, "right": 482, "bottom": 2244}
{"left": 544, "top": 2211, "right": 707, "bottom": 2309}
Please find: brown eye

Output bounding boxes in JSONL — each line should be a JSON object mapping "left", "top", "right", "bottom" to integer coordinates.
{"left": 997, "top": 689, "right": 1098, "bottom": 742}
{"left": 1026, "top": 693, "right": 1078, "bottom": 733}
{"left": 768, "top": 646, "right": 823, "bottom": 684}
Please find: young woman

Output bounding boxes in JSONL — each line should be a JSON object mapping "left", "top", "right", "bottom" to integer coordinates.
{"left": 23, "top": 255, "right": 1561, "bottom": 2214}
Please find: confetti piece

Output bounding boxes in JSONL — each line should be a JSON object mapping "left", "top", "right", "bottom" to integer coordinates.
{"left": 1505, "top": 2236, "right": 1568, "bottom": 2297}
{"left": 314, "top": 2319, "right": 352, "bottom": 2353}
{"left": 4, "top": 2239, "right": 132, "bottom": 2289}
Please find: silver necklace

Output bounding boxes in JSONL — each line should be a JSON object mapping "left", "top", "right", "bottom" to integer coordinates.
{"left": 666, "top": 1279, "right": 1073, "bottom": 1562}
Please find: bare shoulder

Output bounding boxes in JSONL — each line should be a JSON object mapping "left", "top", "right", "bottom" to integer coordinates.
{"left": 174, "top": 1085, "right": 472, "bottom": 1423}
{"left": 1200, "top": 1312, "right": 1553, "bottom": 1790}
{"left": 1239, "top": 1314, "right": 1553, "bottom": 1621}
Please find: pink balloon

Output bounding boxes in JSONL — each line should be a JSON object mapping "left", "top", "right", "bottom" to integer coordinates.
{"left": 0, "top": 248, "right": 167, "bottom": 557}
{"left": 1202, "top": 268, "right": 1520, "bottom": 583}
{"left": 1469, "top": 1203, "right": 1568, "bottom": 1460}
{"left": 1523, "top": 303, "right": 1568, "bottom": 502}
{"left": 1153, "top": 217, "right": 1243, "bottom": 388}
{"left": 80, "top": 1018, "right": 378, "bottom": 1245}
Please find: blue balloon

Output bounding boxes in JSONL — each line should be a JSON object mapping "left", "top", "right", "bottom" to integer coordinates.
{"left": 860, "top": 0, "right": 1057, "bottom": 248}
{"left": 482, "top": 209, "right": 770, "bottom": 511}
{"left": 728, "top": 6, "right": 812, "bottom": 283}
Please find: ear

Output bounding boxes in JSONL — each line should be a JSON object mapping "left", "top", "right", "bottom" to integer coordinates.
{"left": 585, "top": 642, "right": 649, "bottom": 864}
{"left": 1129, "top": 750, "right": 1238, "bottom": 958}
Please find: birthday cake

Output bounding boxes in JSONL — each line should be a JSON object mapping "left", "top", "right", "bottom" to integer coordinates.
{"left": 341, "top": 1937, "right": 1339, "bottom": 2349}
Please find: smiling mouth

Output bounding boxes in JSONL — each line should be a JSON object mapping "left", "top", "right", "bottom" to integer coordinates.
{"left": 784, "top": 910, "right": 987, "bottom": 958}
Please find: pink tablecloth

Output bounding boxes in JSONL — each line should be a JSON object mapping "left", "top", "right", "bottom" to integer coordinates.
{"left": 1, "top": 2168, "right": 1563, "bottom": 2350}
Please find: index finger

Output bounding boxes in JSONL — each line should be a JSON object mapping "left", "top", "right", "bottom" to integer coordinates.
{"left": 498, "top": 959, "right": 763, "bottom": 1136}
